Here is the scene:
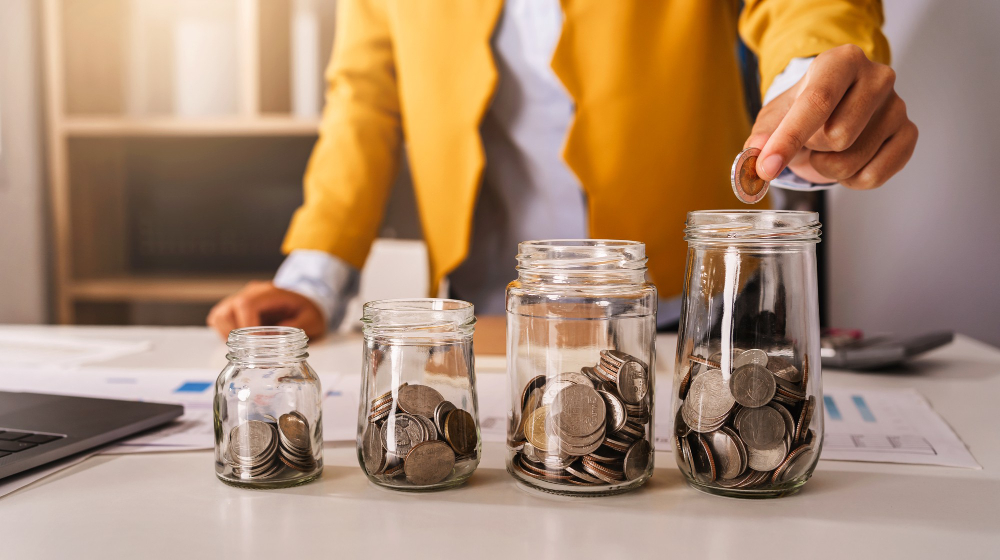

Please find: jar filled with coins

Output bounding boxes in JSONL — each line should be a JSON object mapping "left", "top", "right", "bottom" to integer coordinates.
{"left": 672, "top": 210, "right": 823, "bottom": 498}
{"left": 506, "top": 240, "right": 657, "bottom": 496}
{"left": 214, "top": 327, "right": 323, "bottom": 488}
{"left": 357, "top": 299, "right": 481, "bottom": 491}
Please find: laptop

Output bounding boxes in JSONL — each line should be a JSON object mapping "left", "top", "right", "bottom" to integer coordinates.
{"left": 0, "top": 391, "right": 184, "bottom": 480}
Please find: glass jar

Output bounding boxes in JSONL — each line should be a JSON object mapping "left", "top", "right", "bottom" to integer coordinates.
{"left": 214, "top": 327, "right": 323, "bottom": 488}
{"left": 672, "top": 210, "right": 823, "bottom": 498}
{"left": 357, "top": 299, "right": 481, "bottom": 491}
{"left": 506, "top": 240, "right": 657, "bottom": 496}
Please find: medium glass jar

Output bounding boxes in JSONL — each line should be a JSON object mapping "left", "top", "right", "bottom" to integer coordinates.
{"left": 214, "top": 327, "right": 323, "bottom": 488}
{"left": 672, "top": 210, "right": 823, "bottom": 498}
{"left": 357, "top": 299, "right": 481, "bottom": 491}
{"left": 506, "top": 240, "right": 657, "bottom": 496}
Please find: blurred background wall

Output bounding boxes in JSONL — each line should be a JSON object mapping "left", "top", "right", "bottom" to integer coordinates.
{"left": 0, "top": 0, "right": 997, "bottom": 346}
{"left": 828, "top": 0, "right": 1000, "bottom": 346}
{"left": 0, "top": 0, "right": 48, "bottom": 323}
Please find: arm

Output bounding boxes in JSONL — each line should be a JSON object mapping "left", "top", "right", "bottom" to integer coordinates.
{"left": 740, "top": 0, "right": 917, "bottom": 190}
{"left": 208, "top": 0, "right": 401, "bottom": 340}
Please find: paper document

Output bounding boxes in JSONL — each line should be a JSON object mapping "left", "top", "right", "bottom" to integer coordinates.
{"left": 820, "top": 387, "right": 980, "bottom": 469}
{"left": 0, "top": 367, "right": 357, "bottom": 453}
{"left": 0, "top": 330, "right": 150, "bottom": 369}
{"left": 656, "top": 386, "right": 979, "bottom": 468}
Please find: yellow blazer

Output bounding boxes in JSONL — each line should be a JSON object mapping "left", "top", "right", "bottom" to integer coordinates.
{"left": 282, "top": 0, "right": 889, "bottom": 298}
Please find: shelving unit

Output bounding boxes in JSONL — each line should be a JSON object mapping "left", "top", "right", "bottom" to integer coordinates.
{"left": 41, "top": 0, "right": 336, "bottom": 324}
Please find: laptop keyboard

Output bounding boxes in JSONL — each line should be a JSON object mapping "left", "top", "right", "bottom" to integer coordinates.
{"left": 0, "top": 430, "right": 66, "bottom": 457}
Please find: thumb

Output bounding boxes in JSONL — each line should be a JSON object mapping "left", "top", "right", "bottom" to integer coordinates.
{"left": 744, "top": 92, "right": 793, "bottom": 152}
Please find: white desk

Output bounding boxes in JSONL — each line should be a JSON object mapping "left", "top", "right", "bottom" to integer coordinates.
{"left": 1, "top": 326, "right": 999, "bottom": 559}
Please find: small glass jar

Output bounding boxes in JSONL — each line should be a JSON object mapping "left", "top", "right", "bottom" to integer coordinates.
{"left": 506, "top": 240, "right": 657, "bottom": 496}
{"left": 214, "top": 327, "right": 323, "bottom": 488}
{"left": 357, "top": 299, "right": 481, "bottom": 491}
{"left": 672, "top": 210, "right": 823, "bottom": 498}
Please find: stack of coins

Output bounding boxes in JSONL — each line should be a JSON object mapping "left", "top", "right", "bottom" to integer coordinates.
{"left": 511, "top": 349, "right": 653, "bottom": 487}
{"left": 361, "top": 383, "right": 479, "bottom": 487}
{"left": 675, "top": 348, "right": 817, "bottom": 489}
{"left": 227, "top": 412, "right": 318, "bottom": 480}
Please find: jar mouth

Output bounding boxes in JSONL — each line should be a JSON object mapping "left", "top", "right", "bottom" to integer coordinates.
{"left": 362, "top": 298, "right": 476, "bottom": 337}
{"left": 517, "top": 239, "right": 647, "bottom": 272}
{"left": 684, "top": 210, "right": 821, "bottom": 243}
{"left": 227, "top": 326, "right": 308, "bottom": 361}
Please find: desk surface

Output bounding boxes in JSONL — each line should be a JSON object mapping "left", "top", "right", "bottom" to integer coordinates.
{"left": 1, "top": 326, "right": 999, "bottom": 559}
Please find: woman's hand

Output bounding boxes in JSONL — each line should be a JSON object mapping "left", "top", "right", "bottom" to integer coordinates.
{"left": 746, "top": 44, "right": 918, "bottom": 190}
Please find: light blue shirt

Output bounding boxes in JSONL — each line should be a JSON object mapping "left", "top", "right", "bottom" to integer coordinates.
{"left": 276, "top": 1, "right": 824, "bottom": 328}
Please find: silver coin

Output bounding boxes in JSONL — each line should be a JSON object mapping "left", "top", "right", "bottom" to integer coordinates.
{"left": 433, "top": 400, "right": 457, "bottom": 435}
{"left": 769, "top": 402, "right": 797, "bottom": 447}
{"left": 550, "top": 371, "right": 594, "bottom": 389}
{"left": 721, "top": 425, "right": 747, "bottom": 473}
{"left": 415, "top": 413, "right": 439, "bottom": 441}
{"left": 229, "top": 421, "right": 274, "bottom": 462}
{"left": 550, "top": 384, "right": 607, "bottom": 438}
{"left": 767, "top": 356, "right": 802, "bottom": 383}
{"left": 616, "top": 360, "right": 648, "bottom": 405}
{"left": 729, "top": 364, "right": 776, "bottom": 408}
{"left": 734, "top": 349, "right": 769, "bottom": 369}
{"left": 772, "top": 444, "right": 816, "bottom": 484}
{"left": 747, "top": 438, "right": 788, "bottom": 471}
{"left": 403, "top": 440, "right": 455, "bottom": 486}
{"left": 277, "top": 412, "right": 311, "bottom": 451}
{"left": 685, "top": 369, "right": 736, "bottom": 419}
{"left": 541, "top": 378, "right": 578, "bottom": 407}
{"left": 598, "top": 389, "right": 628, "bottom": 433}
{"left": 396, "top": 384, "right": 445, "bottom": 418}
{"left": 623, "top": 439, "right": 651, "bottom": 481}
{"left": 705, "top": 429, "right": 745, "bottom": 480}
{"left": 689, "top": 433, "right": 717, "bottom": 483}
{"left": 739, "top": 406, "right": 786, "bottom": 449}
{"left": 678, "top": 435, "right": 695, "bottom": 478}
{"left": 566, "top": 461, "right": 604, "bottom": 484}
{"left": 380, "top": 413, "right": 427, "bottom": 457}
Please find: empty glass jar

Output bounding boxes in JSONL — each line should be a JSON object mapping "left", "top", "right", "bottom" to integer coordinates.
{"left": 214, "top": 327, "right": 323, "bottom": 488}
{"left": 357, "top": 299, "right": 481, "bottom": 491}
{"left": 506, "top": 240, "right": 657, "bottom": 496}
{"left": 672, "top": 210, "right": 823, "bottom": 498}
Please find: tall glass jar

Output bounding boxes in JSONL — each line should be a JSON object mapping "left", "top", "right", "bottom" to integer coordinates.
{"left": 214, "top": 327, "right": 323, "bottom": 488}
{"left": 506, "top": 240, "right": 657, "bottom": 496}
{"left": 357, "top": 299, "right": 481, "bottom": 491}
{"left": 672, "top": 210, "right": 823, "bottom": 498}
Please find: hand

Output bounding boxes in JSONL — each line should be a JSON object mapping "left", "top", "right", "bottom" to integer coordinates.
{"left": 746, "top": 44, "right": 918, "bottom": 190}
{"left": 206, "top": 281, "right": 327, "bottom": 340}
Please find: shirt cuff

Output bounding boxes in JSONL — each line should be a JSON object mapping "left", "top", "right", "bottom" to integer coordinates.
{"left": 762, "top": 56, "right": 841, "bottom": 192}
{"left": 273, "top": 249, "right": 360, "bottom": 330}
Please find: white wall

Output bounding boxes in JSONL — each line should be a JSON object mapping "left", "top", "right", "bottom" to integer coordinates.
{"left": 0, "top": 0, "right": 48, "bottom": 323}
{"left": 828, "top": 0, "right": 1000, "bottom": 346}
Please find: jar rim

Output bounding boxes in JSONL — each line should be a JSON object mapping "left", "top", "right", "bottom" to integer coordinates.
{"left": 517, "top": 239, "right": 647, "bottom": 272}
{"left": 227, "top": 326, "right": 308, "bottom": 346}
{"left": 685, "top": 210, "right": 821, "bottom": 242}
{"left": 362, "top": 298, "right": 476, "bottom": 338}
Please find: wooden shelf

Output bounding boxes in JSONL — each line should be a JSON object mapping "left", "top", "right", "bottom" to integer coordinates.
{"left": 63, "top": 116, "right": 320, "bottom": 137}
{"left": 70, "top": 275, "right": 270, "bottom": 303}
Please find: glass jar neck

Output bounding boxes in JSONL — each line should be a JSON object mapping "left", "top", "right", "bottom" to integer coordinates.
{"left": 362, "top": 299, "right": 475, "bottom": 344}
{"left": 684, "top": 210, "right": 822, "bottom": 247}
{"left": 515, "top": 239, "right": 648, "bottom": 286}
{"left": 226, "top": 327, "right": 309, "bottom": 366}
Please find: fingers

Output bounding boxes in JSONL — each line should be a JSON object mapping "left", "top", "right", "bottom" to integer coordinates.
{"left": 757, "top": 45, "right": 866, "bottom": 180}
{"left": 841, "top": 119, "right": 918, "bottom": 190}
{"left": 807, "top": 64, "right": 896, "bottom": 153}
{"left": 808, "top": 93, "right": 908, "bottom": 182}
{"left": 207, "top": 297, "right": 238, "bottom": 340}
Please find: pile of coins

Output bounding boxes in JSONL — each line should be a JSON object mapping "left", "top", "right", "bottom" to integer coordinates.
{"left": 361, "top": 382, "right": 479, "bottom": 487}
{"left": 510, "top": 349, "right": 653, "bottom": 487}
{"left": 675, "top": 348, "right": 817, "bottom": 489}
{"left": 227, "top": 411, "right": 318, "bottom": 480}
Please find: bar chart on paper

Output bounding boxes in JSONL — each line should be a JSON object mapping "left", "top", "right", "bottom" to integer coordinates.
{"left": 820, "top": 388, "right": 980, "bottom": 468}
